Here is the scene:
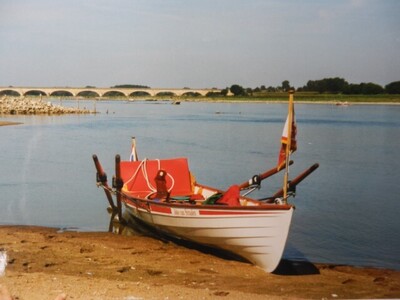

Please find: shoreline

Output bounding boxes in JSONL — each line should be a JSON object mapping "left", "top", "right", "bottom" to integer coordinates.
{"left": 1, "top": 225, "right": 399, "bottom": 299}
{"left": 0, "top": 121, "right": 23, "bottom": 126}
{"left": 181, "top": 99, "right": 400, "bottom": 105}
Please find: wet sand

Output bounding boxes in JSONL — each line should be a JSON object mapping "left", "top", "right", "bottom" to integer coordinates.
{"left": 0, "top": 226, "right": 399, "bottom": 299}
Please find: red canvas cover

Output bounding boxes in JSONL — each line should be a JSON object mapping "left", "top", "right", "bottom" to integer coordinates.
{"left": 120, "top": 158, "right": 193, "bottom": 198}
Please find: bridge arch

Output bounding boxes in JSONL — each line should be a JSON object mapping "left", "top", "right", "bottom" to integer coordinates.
{"left": 0, "top": 89, "right": 21, "bottom": 97}
{"left": 24, "top": 90, "right": 47, "bottom": 96}
{"left": 76, "top": 90, "right": 100, "bottom": 98}
{"left": 129, "top": 91, "right": 152, "bottom": 97}
{"left": 155, "top": 91, "right": 177, "bottom": 97}
{"left": 102, "top": 90, "right": 127, "bottom": 98}
{"left": 181, "top": 91, "right": 201, "bottom": 97}
{"left": 50, "top": 90, "right": 74, "bottom": 97}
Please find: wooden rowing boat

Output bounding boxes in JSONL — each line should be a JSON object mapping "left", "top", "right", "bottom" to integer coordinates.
{"left": 92, "top": 91, "right": 318, "bottom": 272}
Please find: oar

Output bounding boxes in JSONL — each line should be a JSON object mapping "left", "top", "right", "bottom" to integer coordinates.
{"left": 114, "top": 155, "right": 124, "bottom": 227}
{"left": 238, "top": 160, "right": 293, "bottom": 190}
{"left": 93, "top": 154, "right": 116, "bottom": 209}
{"left": 272, "top": 163, "right": 319, "bottom": 198}
{"left": 92, "top": 154, "right": 118, "bottom": 232}
{"left": 93, "top": 156, "right": 117, "bottom": 203}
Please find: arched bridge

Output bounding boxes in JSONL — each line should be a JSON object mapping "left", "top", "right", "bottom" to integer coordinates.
{"left": 0, "top": 87, "right": 220, "bottom": 98}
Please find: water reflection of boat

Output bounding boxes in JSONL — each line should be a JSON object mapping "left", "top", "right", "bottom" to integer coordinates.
{"left": 92, "top": 91, "right": 318, "bottom": 273}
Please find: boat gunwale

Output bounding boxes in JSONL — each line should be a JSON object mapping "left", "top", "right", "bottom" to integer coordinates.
{"left": 120, "top": 179, "right": 293, "bottom": 211}
{"left": 121, "top": 193, "right": 293, "bottom": 211}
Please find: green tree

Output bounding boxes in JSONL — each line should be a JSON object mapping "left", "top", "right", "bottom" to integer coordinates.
{"left": 230, "top": 84, "right": 245, "bottom": 96}
{"left": 304, "top": 77, "right": 348, "bottom": 93}
{"left": 360, "top": 83, "right": 384, "bottom": 94}
{"left": 112, "top": 84, "right": 150, "bottom": 89}
{"left": 281, "top": 80, "right": 290, "bottom": 92}
{"left": 385, "top": 81, "right": 400, "bottom": 94}
{"left": 344, "top": 84, "right": 362, "bottom": 94}
{"left": 344, "top": 82, "right": 384, "bottom": 94}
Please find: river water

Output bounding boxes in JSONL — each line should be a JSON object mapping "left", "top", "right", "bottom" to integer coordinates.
{"left": 1, "top": 99, "right": 399, "bottom": 271}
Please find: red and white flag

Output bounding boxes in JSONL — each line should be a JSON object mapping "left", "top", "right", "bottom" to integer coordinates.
{"left": 277, "top": 107, "right": 297, "bottom": 170}
{"left": 129, "top": 137, "right": 138, "bottom": 162}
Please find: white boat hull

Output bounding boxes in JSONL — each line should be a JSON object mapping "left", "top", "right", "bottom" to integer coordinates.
{"left": 124, "top": 200, "right": 293, "bottom": 273}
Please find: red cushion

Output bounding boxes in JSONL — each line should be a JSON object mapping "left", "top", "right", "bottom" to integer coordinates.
{"left": 217, "top": 184, "right": 240, "bottom": 206}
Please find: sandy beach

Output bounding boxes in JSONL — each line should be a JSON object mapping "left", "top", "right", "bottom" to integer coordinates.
{"left": 0, "top": 226, "right": 399, "bottom": 299}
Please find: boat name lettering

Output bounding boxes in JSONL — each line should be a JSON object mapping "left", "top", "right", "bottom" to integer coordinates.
{"left": 172, "top": 208, "right": 199, "bottom": 216}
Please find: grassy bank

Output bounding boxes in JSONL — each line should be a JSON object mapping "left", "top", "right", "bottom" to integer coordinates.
{"left": 137, "top": 92, "right": 400, "bottom": 103}
{"left": 198, "top": 92, "right": 400, "bottom": 103}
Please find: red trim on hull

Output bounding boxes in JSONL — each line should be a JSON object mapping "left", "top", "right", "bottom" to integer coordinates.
{"left": 149, "top": 203, "right": 172, "bottom": 214}
{"left": 198, "top": 210, "right": 284, "bottom": 216}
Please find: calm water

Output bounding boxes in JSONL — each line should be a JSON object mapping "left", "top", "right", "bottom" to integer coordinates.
{"left": 1, "top": 99, "right": 400, "bottom": 270}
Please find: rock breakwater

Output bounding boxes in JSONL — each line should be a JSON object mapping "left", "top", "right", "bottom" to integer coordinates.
{"left": 0, "top": 97, "right": 93, "bottom": 115}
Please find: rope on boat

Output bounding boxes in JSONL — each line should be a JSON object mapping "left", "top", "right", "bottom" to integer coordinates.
{"left": 124, "top": 158, "right": 175, "bottom": 198}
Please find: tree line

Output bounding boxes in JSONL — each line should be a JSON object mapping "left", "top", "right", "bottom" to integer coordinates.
{"left": 211, "top": 79, "right": 400, "bottom": 97}
{"left": 298, "top": 78, "right": 400, "bottom": 94}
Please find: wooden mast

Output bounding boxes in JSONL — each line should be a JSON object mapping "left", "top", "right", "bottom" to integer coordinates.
{"left": 283, "top": 90, "right": 294, "bottom": 202}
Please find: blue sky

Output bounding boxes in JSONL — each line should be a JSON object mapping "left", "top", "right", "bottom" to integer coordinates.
{"left": 0, "top": 0, "right": 399, "bottom": 88}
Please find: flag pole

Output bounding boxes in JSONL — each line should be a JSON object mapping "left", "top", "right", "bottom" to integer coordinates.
{"left": 283, "top": 90, "right": 294, "bottom": 203}
{"left": 130, "top": 137, "right": 138, "bottom": 162}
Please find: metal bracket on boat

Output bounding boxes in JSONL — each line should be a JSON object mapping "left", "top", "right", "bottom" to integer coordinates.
{"left": 288, "top": 182, "right": 296, "bottom": 197}
{"left": 96, "top": 172, "right": 107, "bottom": 185}
{"left": 112, "top": 176, "right": 124, "bottom": 190}
{"left": 241, "top": 175, "right": 261, "bottom": 197}
{"left": 250, "top": 174, "right": 261, "bottom": 187}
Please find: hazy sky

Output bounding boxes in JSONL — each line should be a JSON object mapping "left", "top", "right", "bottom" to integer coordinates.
{"left": 0, "top": 0, "right": 399, "bottom": 88}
